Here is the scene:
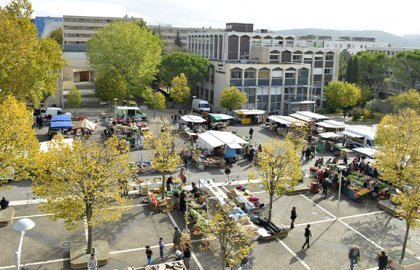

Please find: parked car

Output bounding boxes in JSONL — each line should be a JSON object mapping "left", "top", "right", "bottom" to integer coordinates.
{"left": 41, "top": 107, "right": 71, "bottom": 119}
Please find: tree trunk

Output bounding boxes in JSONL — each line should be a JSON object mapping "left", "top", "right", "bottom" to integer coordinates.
{"left": 86, "top": 204, "right": 93, "bottom": 254}
{"left": 221, "top": 247, "right": 226, "bottom": 270}
{"left": 162, "top": 173, "right": 165, "bottom": 199}
{"left": 268, "top": 192, "right": 273, "bottom": 223}
{"left": 401, "top": 221, "right": 410, "bottom": 260}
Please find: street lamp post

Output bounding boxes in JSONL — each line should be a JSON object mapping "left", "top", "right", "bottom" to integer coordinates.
{"left": 13, "top": 218, "right": 35, "bottom": 270}
{"left": 113, "top": 98, "right": 118, "bottom": 119}
{"left": 337, "top": 165, "right": 347, "bottom": 219}
{"left": 183, "top": 185, "right": 193, "bottom": 232}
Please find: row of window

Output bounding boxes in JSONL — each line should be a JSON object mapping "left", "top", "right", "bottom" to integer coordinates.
{"left": 64, "top": 26, "right": 102, "bottom": 31}
{"left": 230, "top": 68, "right": 309, "bottom": 79}
{"left": 64, "top": 18, "right": 113, "bottom": 23}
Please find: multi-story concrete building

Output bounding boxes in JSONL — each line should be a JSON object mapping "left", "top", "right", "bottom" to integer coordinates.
{"left": 148, "top": 24, "right": 222, "bottom": 53}
{"left": 295, "top": 35, "right": 390, "bottom": 54}
{"left": 366, "top": 46, "right": 420, "bottom": 56}
{"left": 187, "top": 23, "right": 340, "bottom": 114}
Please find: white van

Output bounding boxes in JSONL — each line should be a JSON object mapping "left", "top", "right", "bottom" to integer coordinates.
{"left": 192, "top": 99, "right": 211, "bottom": 113}
{"left": 41, "top": 107, "right": 72, "bottom": 119}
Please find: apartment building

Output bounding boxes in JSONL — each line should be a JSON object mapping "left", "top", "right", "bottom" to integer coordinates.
{"left": 187, "top": 23, "right": 339, "bottom": 114}
{"left": 295, "top": 35, "right": 390, "bottom": 54}
{"left": 148, "top": 24, "right": 222, "bottom": 53}
{"left": 366, "top": 46, "right": 420, "bottom": 56}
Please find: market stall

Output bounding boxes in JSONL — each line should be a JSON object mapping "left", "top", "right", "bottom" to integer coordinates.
{"left": 179, "top": 115, "right": 207, "bottom": 141}
{"left": 48, "top": 116, "right": 73, "bottom": 138}
{"left": 315, "top": 120, "right": 345, "bottom": 134}
{"left": 194, "top": 131, "right": 248, "bottom": 169}
{"left": 266, "top": 115, "right": 305, "bottom": 133}
{"left": 208, "top": 113, "right": 234, "bottom": 130}
{"left": 352, "top": 147, "right": 377, "bottom": 159}
{"left": 72, "top": 118, "right": 97, "bottom": 138}
{"left": 233, "top": 109, "right": 265, "bottom": 125}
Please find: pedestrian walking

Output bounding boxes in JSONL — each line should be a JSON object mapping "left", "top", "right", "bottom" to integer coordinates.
{"left": 179, "top": 168, "right": 187, "bottom": 184}
{"left": 183, "top": 243, "right": 191, "bottom": 269}
{"left": 348, "top": 245, "right": 360, "bottom": 270}
{"left": 174, "top": 250, "right": 183, "bottom": 261}
{"left": 290, "top": 206, "right": 297, "bottom": 229}
{"left": 173, "top": 227, "right": 182, "bottom": 251}
{"left": 377, "top": 250, "right": 388, "bottom": 270}
{"left": 343, "top": 156, "right": 348, "bottom": 165}
{"left": 301, "top": 224, "right": 312, "bottom": 249}
{"left": 249, "top": 127, "right": 254, "bottom": 139}
{"left": 158, "top": 237, "right": 164, "bottom": 260}
{"left": 239, "top": 255, "right": 249, "bottom": 269}
{"left": 145, "top": 245, "right": 153, "bottom": 265}
{"left": 87, "top": 253, "right": 98, "bottom": 270}
{"left": 322, "top": 179, "right": 328, "bottom": 197}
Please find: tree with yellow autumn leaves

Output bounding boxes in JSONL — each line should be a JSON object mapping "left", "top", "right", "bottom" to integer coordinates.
{"left": 0, "top": 95, "right": 38, "bottom": 183}
{"left": 198, "top": 202, "right": 255, "bottom": 270}
{"left": 256, "top": 138, "right": 302, "bottom": 222}
{"left": 33, "top": 136, "right": 133, "bottom": 254}
{"left": 145, "top": 126, "right": 182, "bottom": 198}
{"left": 374, "top": 108, "right": 420, "bottom": 260}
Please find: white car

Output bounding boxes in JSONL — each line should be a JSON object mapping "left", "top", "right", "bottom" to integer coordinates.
{"left": 41, "top": 107, "right": 72, "bottom": 119}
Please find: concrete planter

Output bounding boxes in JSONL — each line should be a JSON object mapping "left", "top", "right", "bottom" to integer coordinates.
{"left": 389, "top": 248, "right": 420, "bottom": 270}
{"left": 70, "top": 240, "right": 109, "bottom": 269}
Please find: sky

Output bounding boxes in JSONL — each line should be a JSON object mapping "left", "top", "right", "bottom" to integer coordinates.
{"left": 1, "top": 0, "right": 419, "bottom": 36}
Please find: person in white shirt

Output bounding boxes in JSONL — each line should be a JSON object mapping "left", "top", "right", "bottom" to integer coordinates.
{"left": 88, "top": 253, "right": 98, "bottom": 270}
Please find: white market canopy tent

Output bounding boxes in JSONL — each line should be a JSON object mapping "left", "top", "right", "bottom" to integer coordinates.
{"left": 316, "top": 120, "right": 346, "bottom": 130}
{"left": 344, "top": 127, "right": 375, "bottom": 140}
{"left": 267, "top": 115, "right": 305, "bottom": 127}
{"left": 233, "top": 109, "right": 265, "bottom": 116}
{"left": 39, "top": 138, "right": 73, "bottom": 153}
{"left": 295, "top": 111, "right": 329, "bottom": 121}
{"left": 72, "top": 119, "right": 97, "bottom": 131}
{"left": 318, "top": 132, "right": 342, "bottom": 139}
{"left": 180, "top": 114, "right": 207, "bottom": 123}
{"left": 352, "top": 147, "right": 377, "bottom": 158}
{"left": 197, "top": 130, "right": 248, "bottom": 151}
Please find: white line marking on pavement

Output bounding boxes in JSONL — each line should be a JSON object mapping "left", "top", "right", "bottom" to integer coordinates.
{"left": 339, "top": 211, "right": 384, "bottom": 220}
{"left": 0, "top": 258, "right": 69, "bottom": 270}
{"left": 294, "top": 218, "right": 336, "bottom": 227}
{"left": 300, "top": 194, "right": 337, "bottom": 219}
{"left": 250, "top": 190, "right": 267, "bottom": 194}
{"left": 13, "top": 213, "right": 54, "bottom": 219}
{"left": 9, "top": 199, "right": 47, "bottom": 206}
{"left": 110, "top": 239, "right": 203, "bottom": 255}
{"left": 276, "top": 238, "right": 311, "bottom": 270}
{"left": 338, "top": 219, "right": 383, "bottom": 250}
{"left": 167, "top": 212, "right": 204, "bottom": 270}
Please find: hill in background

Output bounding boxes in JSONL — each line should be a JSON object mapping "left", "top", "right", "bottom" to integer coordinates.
{"left": 275, "top": 28, "right": 420, "bottom": 48}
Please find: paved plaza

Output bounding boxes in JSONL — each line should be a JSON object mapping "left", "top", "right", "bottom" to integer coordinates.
{"left": 1, "top": 110, "right": 420, "bottom": 270}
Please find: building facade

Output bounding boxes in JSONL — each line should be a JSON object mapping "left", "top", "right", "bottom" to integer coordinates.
{"left": 295, "top": 35, "right": 390, "bottom": 54}
{"left": 187, "top": 23, "right": 340, "bottom": 114}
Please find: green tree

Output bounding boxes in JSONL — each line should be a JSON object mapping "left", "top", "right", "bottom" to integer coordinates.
{"left": 47, "top": 27, "right": 63, "bottom": 46}
{"left": 0, "top": 95, "right": 38, "bottom": 183}
{"left": 339, "top": 50, "right": 351, "bottom": 81}
{"left": 256, "top": 138, "right": 302, "bottom": 222}
{"left": 33, "top": 136, "right": 133, "bottom": 254}
{"left": 347, "top": 56, "right": 359, "bottom": 84}
{"left": 142, "top": 87, "right": 166, "bottom": 119}
{"left": 160, "top": 52, "right": 210, "bottom": 88}
{"left": 324, "top": 81, "right": 362, "bottom": 115}
{"left": 391, "top": 50, "right": 420, "bottom": 89}
{"left": 87, "top": 21, "right": 162, "bottom": 98}
{"left": 357, "top": 51, "right": 387, "bottom": 89}
{"left": 388, "top": 89, "right": 420, "bottom": 114}
{"left": 170, "top": 73, "right": 190, "bottom": 104}
{"left": 198, "top": 203, "right": 255, "bottom": 270}
{"left": 0, "top": 0, "right": 64, "bottom": 106}
{"left": 174, "top": 30, "right": 183, "bottom": 48}
{"left": 94, "top": 66, "right": 127, "bottom": 104}
{"left": 374, "top": 109, "right": 420, "bottom": 260}
{"left": 67, "top": 86, "right": 82, "bottom": 117}
{"left": 220, "top": 86, "right": 248, "bottom": 112}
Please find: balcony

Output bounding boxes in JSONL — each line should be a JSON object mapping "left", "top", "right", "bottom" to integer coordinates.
{"left": 271, "top": 78, "right": 283, "bottom": 86}
{"left": 258, "top": 79, "right": 270, "bottom": 86}
{"left": 284, "top": 78, "right": 296, "bottom": 86}
{"left": 229, "top": 79, "right": 243, "bottom": 87}
{"left": 244, "top": 79, "right": 256, "bottom": 86}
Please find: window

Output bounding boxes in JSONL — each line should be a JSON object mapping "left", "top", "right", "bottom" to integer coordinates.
{"left": 270, "top": 54, "right": 279, "bottom": 60}
{"left": 325, "top": 54, "right": 334, "bottom": 61}
{"left": 230, "top": 69, "right": 242, "bottom": 79}
{"left": 258, "top": 69, "right": 270, "bottom": 79}
{"left": 271, "top": 69, "right": 283, "bottom": 78}
{"left": 285, "top": 72, "right": 295, "bottom": 78}
{"left": 244, "top": 69, "right": 256, "bottom": 79}
{"left": 292, "top": 54, "right": 302, "bottom": 62}
{"left": 315, "top": 55, "right": 323, "bottom": 61}
{"left": 324, "top": 68, "right": 332, "bottom": 74}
